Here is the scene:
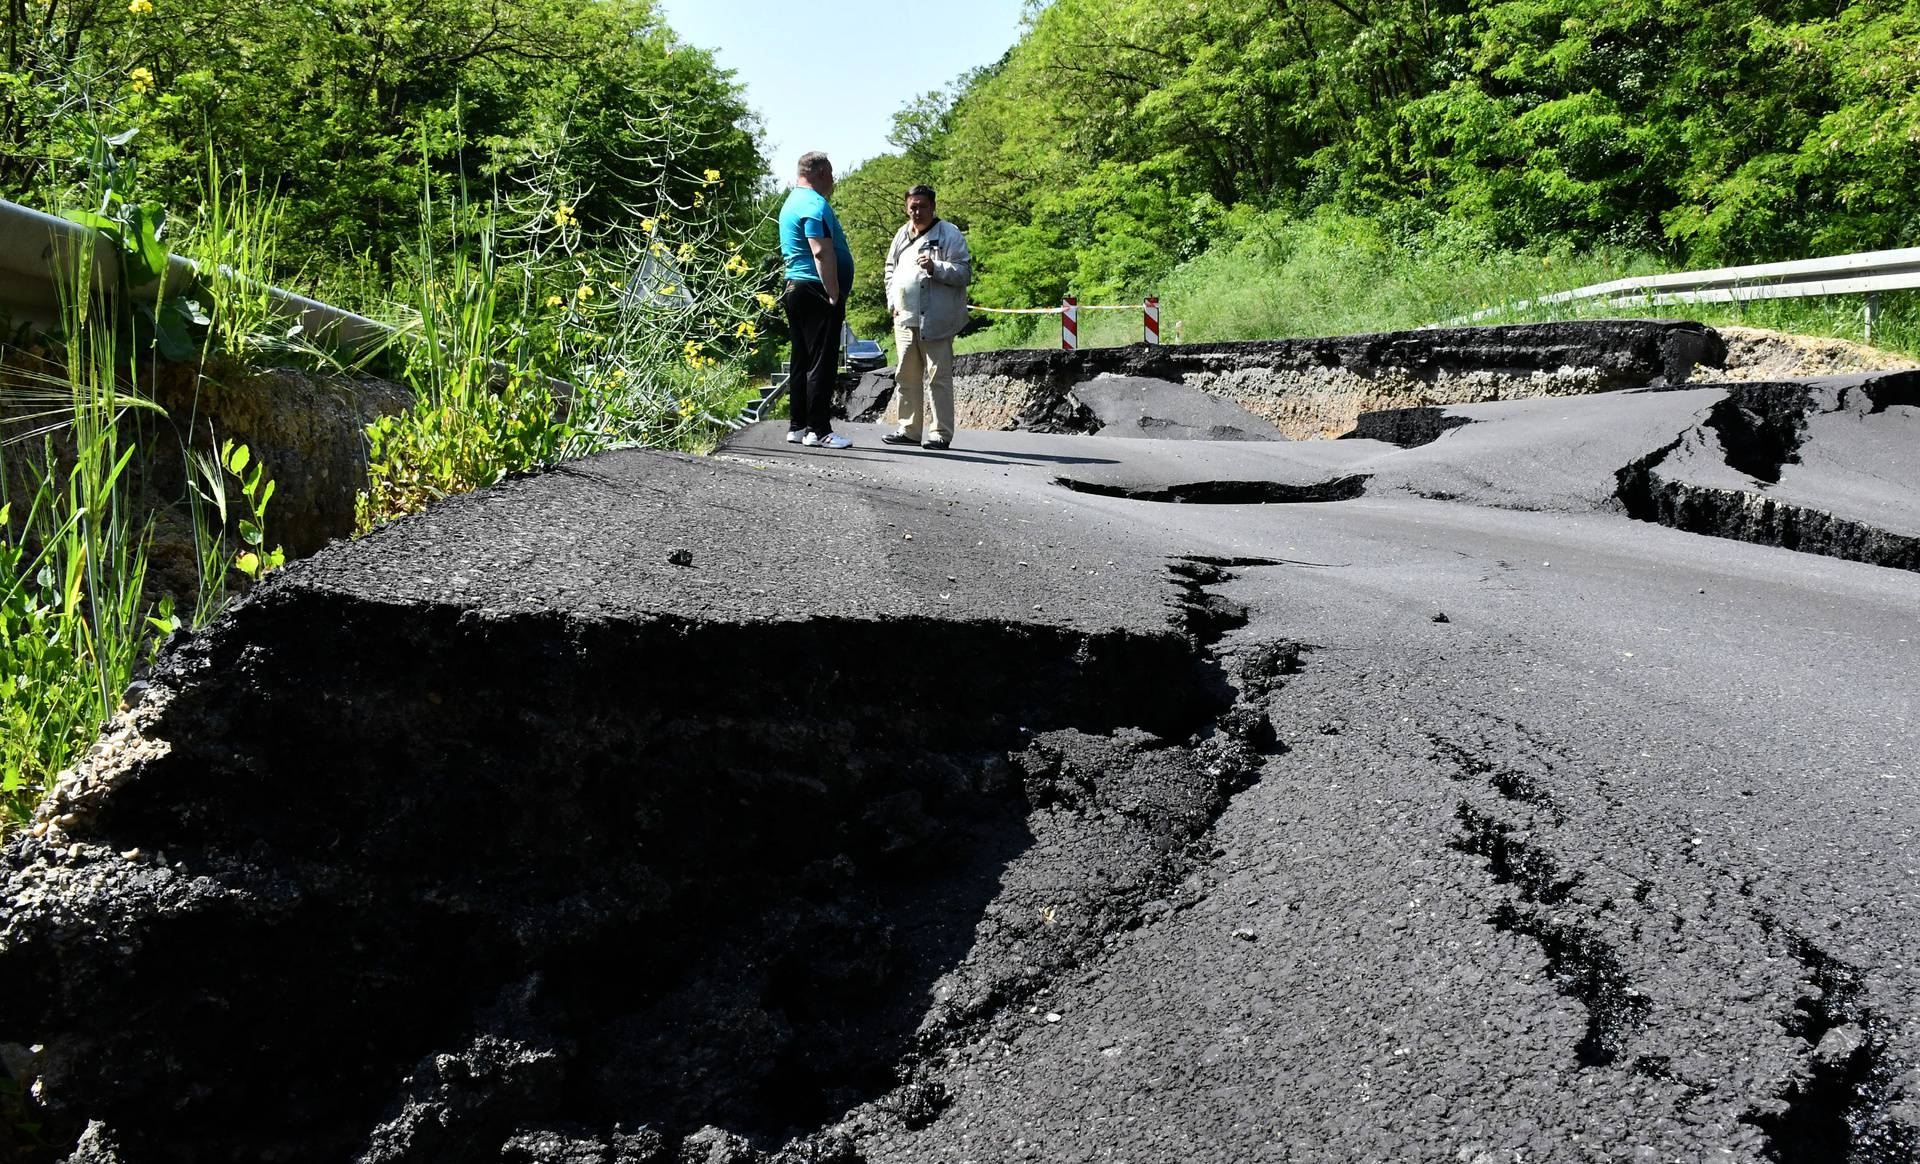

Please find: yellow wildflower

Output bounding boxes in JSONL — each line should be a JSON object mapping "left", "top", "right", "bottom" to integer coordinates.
{"left": 658, "top": 285, "right": 676, "bottom": 296}
{"left": 127, "top": 0, "right": 154, "bottom": 13}
{"left": 693, "top": 192, "right": 705, "bottom": 208}
{"left": 650, "top": 241, "right": 667, "bottom": 257}
{"left": 545, "top": 294, "right": 563, "bottom": 308}
{"left": 677, "top": 242, "right": 695, "bottom": 262}
{"left": 703, "top": 168, "right": 720, "bottom": 184}
{"left": 641, "top": 217, "right": 656, "bottom": 233}
{"left": 129, "top": 66, "right": 154, "bottom": 94}
{"left": 554, "top": 205, "right": 576, "bottom": 228}
{"left": 576, "top": 284, "right": 594, "bottom": 301}
{"left": 734, "top": 321, "right": 757, "bottom": 340}
{"left": 725, "top": 254, "right": 749, "bottom": 276}
{"left": 755, "top": 292, "right": 776, "bottom": 311}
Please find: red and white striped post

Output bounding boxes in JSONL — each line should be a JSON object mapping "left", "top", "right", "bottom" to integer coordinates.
{"left": 1143, "top": 296, "right": 1160, "bottom": 344}
{"left": 1061, "top": 295, "right": 1078, "bottom": 350}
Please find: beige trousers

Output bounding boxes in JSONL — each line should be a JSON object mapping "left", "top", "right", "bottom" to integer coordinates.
{"left": 893, "top": 324, "right": 955, "bottom": 442}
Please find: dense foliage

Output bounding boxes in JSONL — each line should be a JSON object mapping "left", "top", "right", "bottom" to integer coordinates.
{"left": 3, "top": 0, "right": 767, "bottom": 300}
{"left": 1, "top": 0, "right": 783, "bottom": 834}
{"left": 835, "top": 0, "right": 1920, "bottom": 336}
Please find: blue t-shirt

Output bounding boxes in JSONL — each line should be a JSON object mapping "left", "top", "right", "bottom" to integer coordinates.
{"left": 779, "top": 186, "right": 854, "bottom": 288}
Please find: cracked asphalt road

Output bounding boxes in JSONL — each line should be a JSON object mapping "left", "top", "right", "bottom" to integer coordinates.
{"left": 720, "top": 416, "right": 1919, "bottom": 1163}
{"left": 6, "top": 385, "right": 1915, "bottom": 1164}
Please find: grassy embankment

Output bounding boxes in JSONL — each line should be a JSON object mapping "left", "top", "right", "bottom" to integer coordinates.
{"left": 1, "top": 170, "right": 768, "bottom": 833}
{"left": 952, "top": 211, "right": 1918, "bottom": 359}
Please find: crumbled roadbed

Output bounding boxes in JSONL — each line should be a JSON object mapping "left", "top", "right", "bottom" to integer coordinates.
{"left": 0, "top": 556, "right": 1290, "bottom": 1164}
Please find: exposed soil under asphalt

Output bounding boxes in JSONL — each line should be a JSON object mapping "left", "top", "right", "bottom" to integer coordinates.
{"left": 1701, "top": 327, "right": 1920, "bottom": 383}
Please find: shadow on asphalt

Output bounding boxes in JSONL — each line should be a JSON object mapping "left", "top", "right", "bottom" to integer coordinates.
{"left": 742, "top": 446, "right": 1120, "bottom": 468}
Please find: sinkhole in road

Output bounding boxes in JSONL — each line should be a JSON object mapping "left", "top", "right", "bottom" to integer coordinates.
{"left": 2, "top": 563, "right": 1291, "bottom": 1164}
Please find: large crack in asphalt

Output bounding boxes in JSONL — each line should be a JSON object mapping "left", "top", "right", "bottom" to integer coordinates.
{"left": 1702, "top": 384, "right": 1822, "bottom": 485}
{"left": 1423, "top": 716, "right": 1920, "bottom": 1163}
{"left": 1051, "top": 475, "right": 1370, "bottom": 505}
{"left": 1614, "top": 374, "right": 1920, "bottom": 571}
{"left": 1741, "top": 916, "right": 1920, "bottom": 1163}
{"left": 0, "top": 558, "right": 1297, "bottom": 1164}
{"left": 1430, "top": 735, "right": 1650, "bottom": 1072}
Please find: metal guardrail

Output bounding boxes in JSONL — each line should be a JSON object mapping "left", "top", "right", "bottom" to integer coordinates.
{"left": 1458, "top": 246, "right": 1917, "bottom": 342}
{"left": 740, "top": 368, "right": 788, "bottom": 425}
{"left": 0, "top": 197, "right": 392, "bottom": 356}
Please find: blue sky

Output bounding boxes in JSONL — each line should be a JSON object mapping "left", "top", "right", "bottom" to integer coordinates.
{"left": 654, "top": 0, "right": 1031, "bottom": 180}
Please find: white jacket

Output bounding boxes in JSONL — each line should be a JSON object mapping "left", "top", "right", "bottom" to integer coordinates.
{"left": 885, "top": 218, "right": 972, "bottom": 341}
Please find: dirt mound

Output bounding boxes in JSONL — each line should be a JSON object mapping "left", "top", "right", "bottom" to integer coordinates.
{"left": 1701, "top": 326, "right": 1919, "bottom": 382}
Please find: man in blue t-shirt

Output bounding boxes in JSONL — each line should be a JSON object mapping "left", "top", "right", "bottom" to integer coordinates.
{"left": 777, "top": 151, "right": 856, "bottom": 449}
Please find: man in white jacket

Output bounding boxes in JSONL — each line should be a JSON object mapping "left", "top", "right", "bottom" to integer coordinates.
{"left": 883, "top": 185, "right": 972, "bottom": 450}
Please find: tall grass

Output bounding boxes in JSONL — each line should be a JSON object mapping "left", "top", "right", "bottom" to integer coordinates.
{"left": 183, "top": 151, "right": 289, "bottom": 363}
{"left": 0, "top": 150, "right": 303, "bottom": 829}
{"left": 355, "top": 200, "right": 570, "bottom": 531}
{"left": 1506, "top": 289, "right": 1920, "bottom": 359}
{"left": 955, "top": 208, "right": 1917, "bottom": 359}
{"left": 355, "top": 129, "right": 777, "bottom": 530}
{"left": 0, "top": 254, "right": 167, "bottom": 827}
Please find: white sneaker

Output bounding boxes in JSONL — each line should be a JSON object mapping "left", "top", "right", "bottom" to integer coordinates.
{"left": 803, "top": 431, "right": 853, "bottom": 450}
{"left": 785, "top": 430, "right": 803, "bottom": 444}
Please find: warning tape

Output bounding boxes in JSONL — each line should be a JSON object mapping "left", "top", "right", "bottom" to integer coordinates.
{"left": 966, "top": 297, "right": 1165, "bottom": 348}
{"left": 967, "top": 303, "right": 1137, "bottom": 313}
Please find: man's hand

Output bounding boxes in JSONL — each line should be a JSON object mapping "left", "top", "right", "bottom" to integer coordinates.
{"left": 915, "top": 250, "right": 935, "bottom": 274}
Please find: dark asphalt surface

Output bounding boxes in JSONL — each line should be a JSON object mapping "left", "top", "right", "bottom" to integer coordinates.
{"left": 11, "top": 386, "right": 1913, "bottom": 1164}
{"left": 714, "top": 414, "right": 1919, "bottom": 1163}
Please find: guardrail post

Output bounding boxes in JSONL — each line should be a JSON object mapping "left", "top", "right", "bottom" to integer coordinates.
{"left": 1865, "top": 292, "right": 1880, "bottom": 346}
{"left": 1061, "top": 296, "right": 1078, "bottom": 350}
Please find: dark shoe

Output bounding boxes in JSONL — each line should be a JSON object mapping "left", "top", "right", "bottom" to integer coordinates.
{"left": 881, "top": 430, "right": 917, "bottom": 446}
{"left": 923, "top": 437, "right": 950, "bottom": 450}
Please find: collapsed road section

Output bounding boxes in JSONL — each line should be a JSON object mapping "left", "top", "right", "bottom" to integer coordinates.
{"left": 843, "top": 319, "right": 1726, "bottom": 439}
{"left": 0, "top": 452, "right": 1297, "bottom": 1163}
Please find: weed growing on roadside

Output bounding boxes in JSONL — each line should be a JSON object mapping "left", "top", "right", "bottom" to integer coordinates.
{"left": 506, "top": 109, "right": 777, "bottom": 454}
{"left": 355, "top": 110, "right": 778, "bottom": 529}
{"left": 0, "top": 261, "right": 164, "bottom": 826}
{"left": 182, "top": 439, "right": 285, "bottom": 626}
{"left": 2, "top": 150, "right": 292, "bottom": 829}
{"left": 355, "top": 189, "right": 572, "bottom": 532}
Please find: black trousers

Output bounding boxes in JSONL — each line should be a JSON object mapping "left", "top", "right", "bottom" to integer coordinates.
{"left": 782, "top": 279, "right": 844, "bottom": 436}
